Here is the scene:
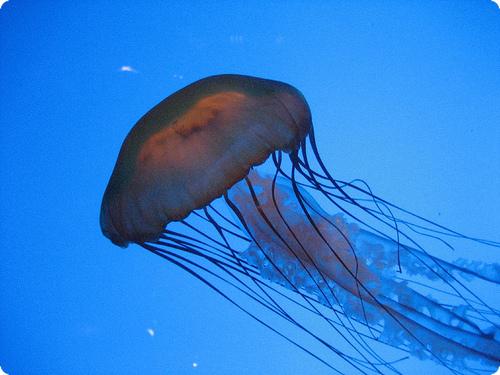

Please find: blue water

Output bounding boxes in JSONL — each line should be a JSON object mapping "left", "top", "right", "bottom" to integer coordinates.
{"left": 1, "top": 2, "right": 499, "bottom": 374}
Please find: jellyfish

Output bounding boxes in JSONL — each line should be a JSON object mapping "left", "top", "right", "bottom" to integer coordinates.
{"left": 100, "top": 74, "right": 500, "bottom": 374}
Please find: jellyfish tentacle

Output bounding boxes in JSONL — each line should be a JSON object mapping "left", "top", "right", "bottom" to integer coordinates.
{"left": 276, "top": 148, "right": 498, "bottom": 372}
{"left": 239, "top": 167, "right": 499, "bottom": 372}
{"left": 233, "top": 168, "right": 459, "bottom": 373}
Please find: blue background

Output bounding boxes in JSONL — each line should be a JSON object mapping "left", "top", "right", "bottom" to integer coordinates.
{"left": 1, "top": 1, "right": 499, "bottom": 374}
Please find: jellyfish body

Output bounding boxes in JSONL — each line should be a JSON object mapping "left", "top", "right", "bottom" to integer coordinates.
{"left": 101, "top": 74, "right": 500, "bottom": 374}
{"left": 101, "top": 74, "right": 311, "bottom": 246}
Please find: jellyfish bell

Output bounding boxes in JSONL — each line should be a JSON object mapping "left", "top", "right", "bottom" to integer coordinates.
{"left": 100, "top": 74, "right": 312, "bottom": 247}
{"left": 100, "top": 74, "right": 500, "bottom": 374}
